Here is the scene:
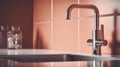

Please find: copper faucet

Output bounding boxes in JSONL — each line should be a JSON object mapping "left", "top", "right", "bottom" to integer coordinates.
{"left": 66, "top": 4, "right": 107, "bottom": 67}
{"left": 66, "top": 4, "right": 107, "bottom": 55}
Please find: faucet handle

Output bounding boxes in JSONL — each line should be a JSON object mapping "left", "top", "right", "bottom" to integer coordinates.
{"left": 100, "top": 24, "right": 107, "bottom": 46}
{"left": 87, "top": 25, "right": 107, "bottom": 46}
{"left": 87, "top": 39, "right": 103, "bottom": 46}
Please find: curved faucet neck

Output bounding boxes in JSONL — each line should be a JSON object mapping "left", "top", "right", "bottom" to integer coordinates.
{"left": 66, "top": 4, "right": 99, "bottom": 31}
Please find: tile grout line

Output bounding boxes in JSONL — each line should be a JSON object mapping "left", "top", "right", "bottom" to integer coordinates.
{"left": 51, "top": 0, "right": 54, "bottom": 49}
{"left": 77, "top": 0, "right": 80, "bottom": 54}
{"left": 77, "top": 0, "right": 80, "bottom": 67}
{"left": 51, "top": 0, "right": 54, "bottom": 67}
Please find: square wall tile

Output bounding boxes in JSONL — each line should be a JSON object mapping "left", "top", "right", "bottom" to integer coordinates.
{"left": 34, "top": 0, "right": 51, "bottom": 23}
{"left": 52, "top": 21, "right": 78, "bottom": 52}
{"left": 34, "top": 23, "right": 51, "bottom": 49}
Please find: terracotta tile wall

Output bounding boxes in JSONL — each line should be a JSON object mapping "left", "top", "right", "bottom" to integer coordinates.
{"left": 33, "top": 0, "right": 120, "bottom": 67}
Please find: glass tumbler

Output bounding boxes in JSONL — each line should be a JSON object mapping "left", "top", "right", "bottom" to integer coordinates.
{"left": 13, "top": 26, "right": 22, "bottom": 49}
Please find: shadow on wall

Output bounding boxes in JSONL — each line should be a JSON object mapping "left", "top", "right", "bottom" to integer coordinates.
{"left": 109, "top": 9, "right": 120, "bottom": 67}
{"left": 109, "top": 9, "right": 120, "bottom": 55}
{"left": 35, "top": 28, "right": 48, "bottom": 49}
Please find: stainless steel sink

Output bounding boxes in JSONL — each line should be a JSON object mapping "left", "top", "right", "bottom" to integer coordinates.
{"left": 0, "top": 49, "right": 120, "bottom": 62}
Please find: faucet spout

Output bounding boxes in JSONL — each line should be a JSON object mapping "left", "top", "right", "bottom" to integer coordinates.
{"left": 66, "top": 4, "right": 100, "bottom": 55}
{"left": 66, "top": 4, "right": 99, "bottom": 31}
